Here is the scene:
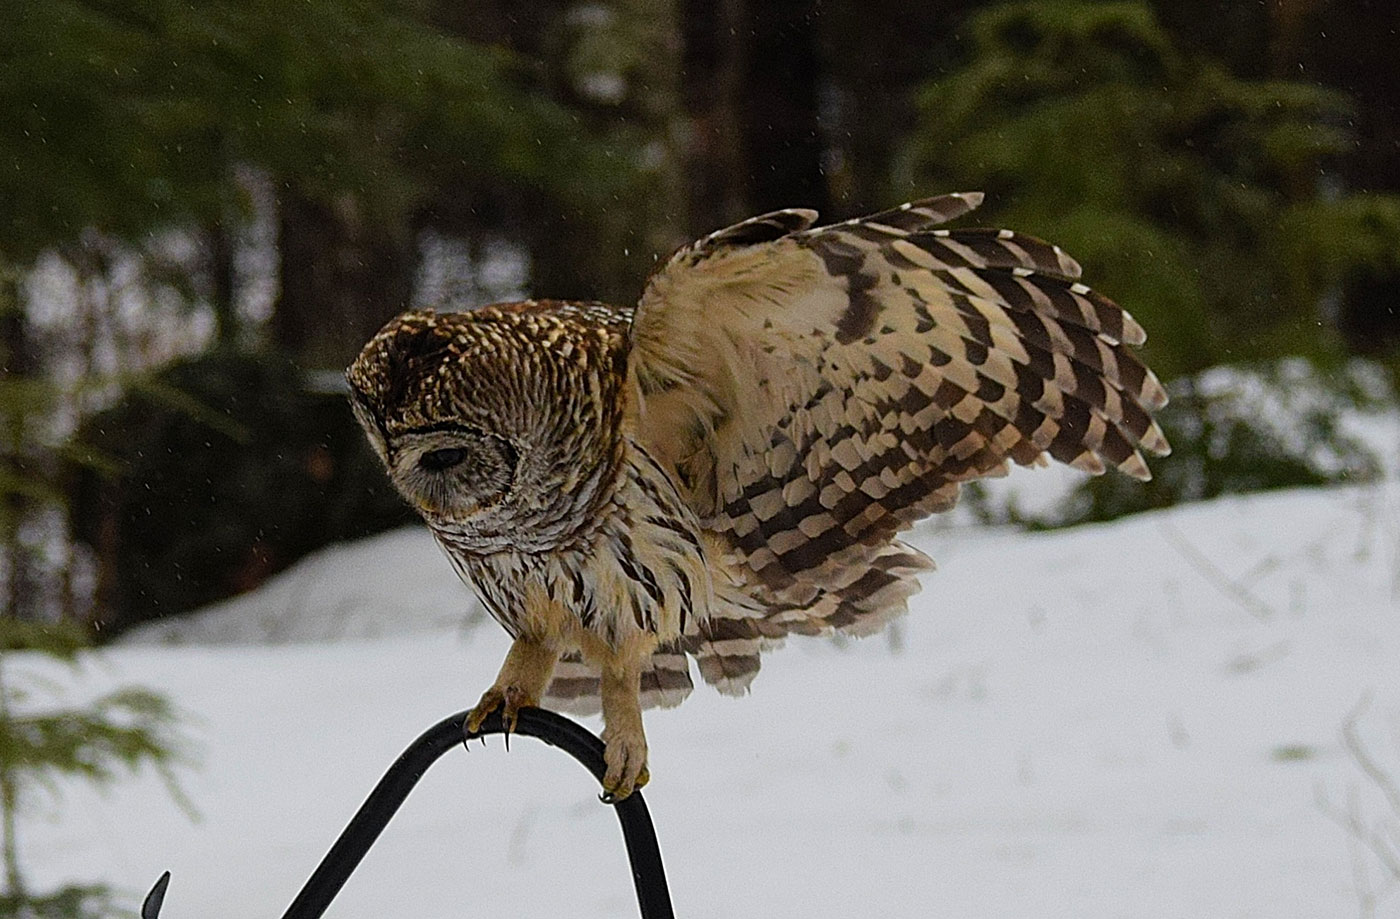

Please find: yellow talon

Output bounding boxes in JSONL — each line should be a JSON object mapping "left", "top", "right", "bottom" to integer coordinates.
{"left": 466, "top": 686, "right": 505, "bottom": 734}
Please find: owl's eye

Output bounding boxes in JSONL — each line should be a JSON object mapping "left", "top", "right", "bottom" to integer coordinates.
{"left": 419, "top": 447, "right": 468, "bottom": 472}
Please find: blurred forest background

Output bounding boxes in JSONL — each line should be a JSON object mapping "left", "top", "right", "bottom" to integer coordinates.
{"left": 3, "top": 0, "right": 1399, "bottom": 640}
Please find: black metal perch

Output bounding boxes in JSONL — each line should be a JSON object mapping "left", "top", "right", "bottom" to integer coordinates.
{"left": 140, "top": 707, "right": 674, "bottom": 919}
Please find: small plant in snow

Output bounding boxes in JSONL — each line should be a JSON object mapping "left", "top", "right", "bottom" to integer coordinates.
{"left": 0, "top": 618, "right": 192, "bottom": 919}
{"left": 1318, "top": 695, "right": 1400, "bottom": 919}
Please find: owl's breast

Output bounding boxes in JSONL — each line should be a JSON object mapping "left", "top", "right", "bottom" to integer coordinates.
{"left": 435, "top": 439, "right": 713, "bottom": 650}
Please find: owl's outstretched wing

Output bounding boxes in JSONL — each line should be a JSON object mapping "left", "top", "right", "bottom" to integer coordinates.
{"left": 628, "top": 193, "right": 1170, "bottom": 687}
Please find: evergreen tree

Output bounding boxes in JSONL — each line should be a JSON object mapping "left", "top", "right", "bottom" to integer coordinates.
{"left": 1, "top": 0, "right": 648, "bottom": 367}
{"left": 0, "top": 620, "right": 190, "bottom": 919}
{"left": 902, "top": 1, "right": 1400, "bottom": 521}
{"left": 1, "top": 0, "right": 658, "bottom": 624}
{"left": 901, "top": 0, "right": 1400, "bottom": 380}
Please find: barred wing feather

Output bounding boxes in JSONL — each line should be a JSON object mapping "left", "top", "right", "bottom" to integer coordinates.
{"left": 624, "top": 192, "right": 1169, "bottom": 697}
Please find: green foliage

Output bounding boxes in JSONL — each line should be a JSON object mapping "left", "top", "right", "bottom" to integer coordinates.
{"left": 69, "top": 349, "right": 414, "bottom": 634}
{"left": 1277, "top": 194, "right": 1400, "bottom": 345}
{"left": 901, "top": 0, "right": 1400, "bottom": 380}
{"left": 901, "top": 1, "right": 1400, "bottom": 521}
{"left": 0, "top": 685, "right": 186, "bottom": 792}
{"left": 0, "top": 620, "right": 87, "bottom": 660}
{"left": 0, "top": 0, "right": 640, "bottom": 265}
{"left": 0, "top": 885, "right": 116, "bottom": 919}
{"left": 0, "top": 622, "right": 191, "bottom": 916}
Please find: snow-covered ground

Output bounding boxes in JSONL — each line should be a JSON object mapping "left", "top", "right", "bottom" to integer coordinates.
{"left": 17, "top": 472, "right": 1400, "bottom": 918}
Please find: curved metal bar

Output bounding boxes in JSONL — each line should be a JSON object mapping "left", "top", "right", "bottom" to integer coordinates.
{"left": 140, "top": 708, "right": 674, "bottom": 919}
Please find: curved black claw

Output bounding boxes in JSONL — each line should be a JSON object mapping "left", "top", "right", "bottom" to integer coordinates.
{"left": 142, "top": 871, "right": 171, "bottom": 919}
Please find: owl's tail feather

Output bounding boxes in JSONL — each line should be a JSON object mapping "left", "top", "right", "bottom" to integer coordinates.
{"left": 681, "top": 539, "right": 934, "bottom": 699}
{"left": 685, "top": 611, "right": 766, "bottom": 696}
{"left": 748, "top": 539, "right": 934, "bottom": 638}
{"left": 543, "top": 643, "right": 694, "bottom": 716}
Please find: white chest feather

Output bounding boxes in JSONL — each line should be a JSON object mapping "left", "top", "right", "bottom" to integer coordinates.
{"left": 436, "top": 440, "right": 712, "bottom": 649}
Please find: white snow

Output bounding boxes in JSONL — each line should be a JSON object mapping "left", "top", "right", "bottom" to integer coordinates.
{"left": 17, "top": 475, "right": 1400, "bottom": 918}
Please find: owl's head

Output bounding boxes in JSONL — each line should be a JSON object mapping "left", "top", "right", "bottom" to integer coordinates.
{"left": 346, "top": 303, "right": 631, "bottom": 551}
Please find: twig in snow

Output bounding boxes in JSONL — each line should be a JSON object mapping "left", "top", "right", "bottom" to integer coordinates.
{"left": 1157, "top": 520, "right": 1278, "bottom": 621}
{"left": 1343, "top": 695, "right": 1400, "bottom": 827}
{"left": 1317, "top": 694, "right": 1400, "bottom": 918}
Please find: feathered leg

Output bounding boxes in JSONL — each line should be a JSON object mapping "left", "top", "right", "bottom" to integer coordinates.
{"left": 599, "top": 650, "right": 651, "bottom": 800}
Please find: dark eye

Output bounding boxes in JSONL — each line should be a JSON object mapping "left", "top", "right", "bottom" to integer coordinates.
{"left": 419, "top": 447, "right": 468, "bottom": 472}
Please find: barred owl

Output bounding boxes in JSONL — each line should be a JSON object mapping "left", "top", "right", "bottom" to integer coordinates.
{"left": 347, "top": 193, "right": 1169, "bottom": 799}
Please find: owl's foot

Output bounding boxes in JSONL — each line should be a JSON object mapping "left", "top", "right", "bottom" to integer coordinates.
{"left": 594, "top": 644, "right": 652, "bottom": 801}
{"left": 465, "top": 683, "right": 538, "bottom": 738}
{"left": 601, "top": 722, "right": 650, "bottom": 802}
{"left": 466, "top": 638, "right": 560, "bottom": 742}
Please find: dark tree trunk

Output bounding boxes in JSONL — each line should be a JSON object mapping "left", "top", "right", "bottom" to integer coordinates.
{"left": 1294, "top": 0, "right": 1400, "bottom": 351}
{"left": 681, "top": 0, "right": 830, "bottom": 231}
{"left": 681, "top": 0, "right": 752, "bottom": 234}
{"left": 271, "top": 189, "right": 415, "bottom": 370}
{"left": 0, "top": 273, "right": 38, "bottom": 622}
{"left": 427, "top": 0, "right": 686, "bottom": 305}
{"left": 740, "top": 0, "right": 830, "bottom": 216}
{"left": 816, "top": 0, "right": 983, "bottom": 216}
{"left": 207, "top": 220, "right": 238, "bottom": 347}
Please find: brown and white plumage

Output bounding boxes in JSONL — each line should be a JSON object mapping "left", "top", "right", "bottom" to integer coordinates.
{"left": 346, "top": 192, "right": 1169, "bottom": 797}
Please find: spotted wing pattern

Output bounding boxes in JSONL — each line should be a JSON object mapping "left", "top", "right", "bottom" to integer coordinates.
{"left": 623, "top": 192, "right": 1169, "bottom": 694}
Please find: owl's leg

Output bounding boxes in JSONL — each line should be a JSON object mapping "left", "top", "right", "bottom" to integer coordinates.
{"left": 466, "top": 637, "right": 558, "bottom": 737}
{"left": 599, "top": 652, "right": 650, "bottom": 801}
